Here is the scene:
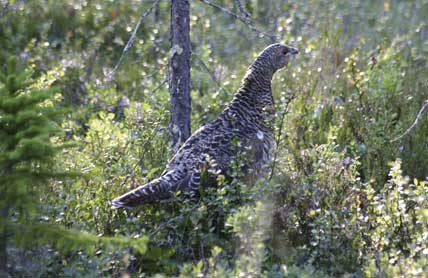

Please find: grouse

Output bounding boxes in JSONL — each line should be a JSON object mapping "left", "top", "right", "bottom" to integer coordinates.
{"left": 111, "top": 43, "right": 298, "bottom": 208}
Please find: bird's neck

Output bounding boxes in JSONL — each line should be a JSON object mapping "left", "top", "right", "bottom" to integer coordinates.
{"left": 234, "top": 66, "right": 275, "bottom": 109}
{"left": 243, "top": 63, "right": 274, "bottom": 90}
{"left": 223, "top": 66, "right": 276, "bottom": 126}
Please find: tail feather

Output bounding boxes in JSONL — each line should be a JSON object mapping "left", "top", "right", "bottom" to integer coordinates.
{"left": 111, "top": 169, "right": 188, "bottom": 209}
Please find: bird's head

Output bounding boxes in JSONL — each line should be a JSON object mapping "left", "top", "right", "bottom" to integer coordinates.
{"left": 252, "top": 43, "right": 299, "bottom": 73}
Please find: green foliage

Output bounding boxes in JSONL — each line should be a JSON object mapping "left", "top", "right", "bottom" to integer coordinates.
{"left": 0, "top": 57, "right": 63, "bottom": 216}
{"left": 2, "top": 0, "right": 428, "bottom": 277}
{"left": 11, "top": 222, "right": 147, "bottom": 255}
{"left": 0, "top": 58, "right": 147, "bottom": 276}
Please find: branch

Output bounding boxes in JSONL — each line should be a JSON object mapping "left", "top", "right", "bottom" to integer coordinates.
{"left": 149, "top": 214, "right": 183, "bottom": 237}
{"left": 391, "top": 99, "right": 428, "bottom": 142}
{"left": 269, "top": 93, "right": 296, "bottom": 180}
{"left": 9, "top": 221, "right": 148, "bottom": 255}
{"left": 118, "top": 87, "right": 169, "bottom": 187}
{"left": 152, "top": 77, "right": 169, "bottom": 94}
{"left": 105, "top": 0, "right": 161, "bottom": 81}
{"left": 235, "top": 0, "right": 251, "bottom": 18}
{"left": 198, "top": 0, "right": 277, "bottom": 40}
{"left": 193, "top": 53, "right": 230, "bottom": 95}
{"left": 149, "top": 201, "right": 201, "bottom": 237}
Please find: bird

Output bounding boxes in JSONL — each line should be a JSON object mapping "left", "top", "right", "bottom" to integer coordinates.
{"left": 111, "top": 43, "right": 299, "bottom": 209}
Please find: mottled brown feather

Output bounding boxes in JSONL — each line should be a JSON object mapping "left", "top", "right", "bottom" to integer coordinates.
{"left": 111, "top": 43, "right": 298, "bottom": 209}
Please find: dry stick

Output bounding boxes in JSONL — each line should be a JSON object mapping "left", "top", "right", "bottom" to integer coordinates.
{"left": 105, "top": 0, "right": 161, "bottom": 81}
{"left": 391, "top": 99, "right": 428, "bottom": 142}
{"left": 193, "top": 53, "right": 230, "bottom": 95}
{"left": 198, "top": 0, "right": 277, "bottom": 40}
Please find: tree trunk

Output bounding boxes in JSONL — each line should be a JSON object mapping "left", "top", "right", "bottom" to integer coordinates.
{"left": 0, "top": 207, "right": 8, "bottom": 275}
{"left": 169, "top": 0, "right": 191, "bottom": 151}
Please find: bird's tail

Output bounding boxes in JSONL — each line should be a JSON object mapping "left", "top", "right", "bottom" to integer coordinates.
{"left": 111, "top": 169, "right": 187, "bottom": 209}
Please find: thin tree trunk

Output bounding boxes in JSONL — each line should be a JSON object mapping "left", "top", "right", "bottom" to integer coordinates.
{"left": 0, "top": 207, "right": 8, "bottom": 275}
{"left": 169, "top": 0, "right": 191, "bottom": 151}
{"left": 0, "top": 164, "right": 13, "bottom": 275}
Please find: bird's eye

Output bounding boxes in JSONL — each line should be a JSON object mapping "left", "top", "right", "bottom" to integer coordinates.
{"left": 282, "top": 49, "right": 288, "bottom": 55}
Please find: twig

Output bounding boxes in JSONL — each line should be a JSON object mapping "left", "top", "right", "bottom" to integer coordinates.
{"left": 118, "top": 96, "right": 169, "bottom": 190}
{"left": 198, "top": 0, "right": 277, "bottom": 40}
{"left": 84, "top": 45, "right": 100, "bottom": 82}
{"left": 391, "top": 99, "right": 428, "bottom": 142}
{"left": 149, "top": 214, "right": 183, "bottom": 237}
{"left": 152, "top": 77, "right": 169, "bottom": 94}
{"left": 149, "top": 201, "right": 201, "bottom": 237}
{"left": 269, "top": 94, "right": 296, "bottom": 180}
{"left": 193, "top": 53, "right": 230, "bottom": 95}
{"left": 350, "top": 59, "right": 364, "bottom": 109}
{"left": 235, "top": 0, "right": 251, "bottom": 18}
{"left": 105, "top": 0, "right": 161, "bottom": 81}
{"left": 200, "top": 241, "right": 208, "bottom": 275}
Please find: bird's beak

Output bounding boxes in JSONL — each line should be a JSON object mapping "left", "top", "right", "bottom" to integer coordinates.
{"left": 289, "top": 47, "right": 299, "bottom": 55}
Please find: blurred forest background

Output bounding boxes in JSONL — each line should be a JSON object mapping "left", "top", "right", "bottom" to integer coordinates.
{"left": 1, "top": 0, "right": 428, "bottom": 277}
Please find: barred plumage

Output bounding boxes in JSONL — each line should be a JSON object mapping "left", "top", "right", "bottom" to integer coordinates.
{"left": 111, "top": 43, "right": 298, "bottom": 209}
